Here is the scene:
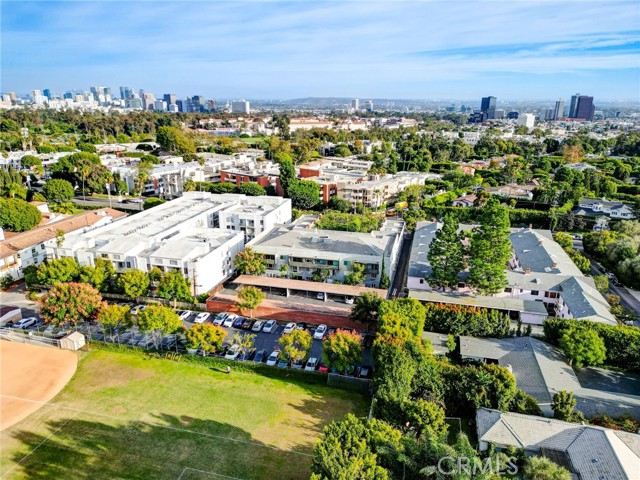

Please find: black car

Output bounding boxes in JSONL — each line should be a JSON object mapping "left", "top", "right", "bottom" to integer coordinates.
{"left": 232, "top": 317, "right": 245, "bottom": 329}
{"left": 253, "top": 349, "right": 267, "bottom": 363}
{"left": 296, "top": 322, "right": 307, "bottom": 331}
{"left": 241, "top": 319, "right": 254, "bottom": 330}
{"left": 240, "top": 348, "right": 256, "bottom": 361}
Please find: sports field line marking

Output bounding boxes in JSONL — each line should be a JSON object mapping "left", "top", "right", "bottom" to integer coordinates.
{"left": 177, "top": 466, "right": 245, "bottom": 480}
{"left": 0, "top": 394, "right": 313, "bottom": 458}
{"left": 1, "top": 410, "right": 78, "bottom": 480}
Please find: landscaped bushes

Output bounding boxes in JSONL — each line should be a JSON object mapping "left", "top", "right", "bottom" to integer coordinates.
{"left": 423, "top": 302, "right": 510, "bottom": 337}
{"left": 543, "top": 318, "right": 640, "bottom": 372}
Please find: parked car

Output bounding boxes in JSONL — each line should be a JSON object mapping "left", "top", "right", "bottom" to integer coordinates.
{"left": 296, "top": 322, "right": 307, "bottom": 331}
{"left": 313, "top": 324, "right": 327, "bottom": 340}
{"left": 317, "top": 362, "right": 329, "bottom": 373}
{"left": 232, "top": 317, "right": 245, "bottom": 329}
{"left": 43, "top": 323, "right": 58, "bottom": 335}
{"left": 213, "top": 312, "right": 229, "bottom": 326}
{"left": 223, "top": 314, "right": 237, "bottom": 328}
{"left": 291, "top": 359, "right": 304, "bottom": 369}
{"left": 240, "top": 348, "right": 256, "bottom": 361}
{"left": 130, "top": 305, "right": 147, "bottom": 315}
{"left": 178, "top": 310, "right": 193, "bottom": 321}
{"left": 194, "top": 312, "right": 211, "bottom": 324}
{"left": 283, "top": 322, "right": 296, "bottom": 334}
{"left": 327, "top": 327, "right": 336, "bottom": 336}
{"left": 277, "top": 357, "right": 289, "bottom": 368}
{"left": 305, "top": 357, "right": 319, "bottom": 371}
{"left": 241, "top": 318, "right": 254, "bottom": 330}
{"left": 225, "top": 344, "right": 241, "bottom": 360}
{"left": 251, "top": 320, "right": 265, "bottom": 332}
{"left": 13, "top": 317, "right": 38, "bottom": 329}
{"left": 253, "top": 349, "right": 267, "bottom": 363}
{"left": 316, "top": 292, "right": 325, "bottom": 301}
{"left": 345, "top": 296, "right": 354, "bottom": 304}
{"left": 262, "top": 320, "right": 277, "bottom": 333}
{"left": 266, "top": 350, "right": 279, "bottom": 366}
{"left": 355, "top": 365, "right": 372, "bottom": 379}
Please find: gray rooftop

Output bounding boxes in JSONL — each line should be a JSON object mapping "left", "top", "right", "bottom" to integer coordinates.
{"left": 509, "top": 228, "right": 582, "bottom": 276}
{"left": 409, "top": 290, "right": 548, "bottom": 315}
{"left": 477, "top": 408, "right": 640, "bottom": 480}
{"left": 558, "top": 276, "right": 617, "bottom": 324}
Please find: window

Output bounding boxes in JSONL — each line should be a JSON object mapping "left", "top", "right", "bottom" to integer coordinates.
{"left": 419, "top": 279, "right": 424, "bottom": 284}
{"left": 504, "top": 287, "right": 512, "bottom": 293}
{"left": 31, "top": 248, "right": 37, "bottom": 255}
{"left": 531, "top": 290, "right": 539, "bottom": 296}
{"left": 40, "top": 244, "right": 45, "bottom": 250}
{"left": 458, "top": 282, "right": 466, "bottom": 288}
{"left": 344, "top": 261, "right": 351, "bottom": 266}
{"left": 126, "top": 262, "right": 131, "bottom": 268}
{"left": 170, "top": 260, "right": 178, "bottom": 266}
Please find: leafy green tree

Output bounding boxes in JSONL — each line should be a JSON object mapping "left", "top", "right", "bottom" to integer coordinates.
{"left": 428, "top": 214, "right": 466, "bottom": 290}
{"left": 233, "top": 247, "right": 267, "bottom": 275}
{"left": 36, "top": 257, "right": 81, "bottom": 286}
{"left": 238, "top": 182, "right": 265, "bottom": 196}
{"left": 559, "top": 327, "right": 606, "bottom": 367}
{"left": 1, "top": 273, "right": 14, "bottom": 290}
{"left": 349, "top": 292, "right": 382, "bottom": 330}
{"left": 552, "top": 390, "right": 584, "bottom": 422}
{"left": 21, "top": 155, "right": 42, "bottom": 169}
{"left": 78, "top": 258, "right": 115, "bottom": 292}
{"left": 523, "top": 456, "right": 571, "bottom": 480}
{"left": 143, "top": 197, "right": 166, "bottom": 210}
{"left": 156, "top": 126, "right": 195, "bottom": 154}
{"left": 566, "top": 248, "right": 591, "bottom": 274}
{"left": 401, "top": 399, "right": 448, "bottom": 440}
{"left": 553, "top": 232, "right": 573, "bottom": 249}
{"left": 287, "top": 180, "right": 320, "bottom": 210}
{"left": 593, "top": 274, "right": 609, "bottom": 295}
{"left": 42, "top": 178, "right": 74, "bottom": 203}
{"left": 136, "top": 305, "right": 182, "bottom": 348}
{"left": 279, "top": 329, "right": 312, "bottom": 363}
{"left": 322, "top": 329, "right": 363, "bottom": 373}
{"left": 379, "top": 261, "right": 390, "bottom": 290}
{"left": 185, "top": 323, "right": 226, "bottom": 353}
{"left": 157, "top": 270, "right": 193, "bottom": 304}
{"left": 230, "top": 331, "right": 256, "bottom": 359}
{"left": 378, "top": 298, "right": 427, "bottom": 338}
{"left": 311, "top": 414, "right": 394, "bottom": 480}
{"left": 117, "top": 269, "right": 150, "bottom": 298}
{"left": 0, "top": 198, "right": 42, "bottom": 232}
{"left": 98, "top": 304, "right": 132, "bottom": 338}
{"left": 236, "top": 285, "right": 265, "bottom": 318}
{"left": 327, "top": 196, "right": 350, "bottom": 213}
{"left": 278, "top": 157, "right": 296, "bottom": 196}
{"left": 148, "top": 266, "right": 163, "bottom": 282}
{"left": 345, "top": 262, "right": 366, "bottom": 285}
{"left": 468, "top": 197, "right": 512, "bottom": 294}
{"left": 40, "top": 282, "right": 105, "bottom": 327}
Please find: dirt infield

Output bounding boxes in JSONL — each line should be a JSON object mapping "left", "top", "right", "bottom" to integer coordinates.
{"left": 0, "top": 340, "right": 77, "bottom": 430}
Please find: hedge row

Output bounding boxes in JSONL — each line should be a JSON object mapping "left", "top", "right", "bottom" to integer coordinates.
{"left": 543, "top": 318, "right": 640, "bottom": 372}
{"left": 420, "top": 205, "right": 552, "bottom": 229}
{"left": 423, "top": 302, "right": 510, "bottom": 338}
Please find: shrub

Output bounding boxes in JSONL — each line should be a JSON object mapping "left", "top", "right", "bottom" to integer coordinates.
{"left": 423, "top": 302, "right": 510, "bottom": 337}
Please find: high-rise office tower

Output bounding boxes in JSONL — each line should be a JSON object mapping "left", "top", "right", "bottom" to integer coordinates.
{"left": 164, "top": 94, "right": 177, "bottom": 106}
{"left": 176, "top": 100, "right": 184, "bottom": 112}
{"left": 365, "top": 100, "right": 373, "bottom": 112}
{"left": 43, "top": 89, "right": 52, "bottom": 100}
{"left": 574, "top": 96, "right": 595, "bottom": 121}
{"left": 480, "top": 96, "right": 497, "bottom": 120}
{"left": 191, "top": 95, "right": 206, "bottom": 112}
{"left": 553, "top": 99, "right": 565, "bottom": 120}
{"left": 142, "top": 92, "right": 156, "bottom": 110}
{"left": 351, "top": 99, "right": 360, "bottom": 110}
{"left": 569, "top": 93, "right": 580, "bottom": 118}
{"left": 231, "top": 99, "right": 250, "bottom": 114}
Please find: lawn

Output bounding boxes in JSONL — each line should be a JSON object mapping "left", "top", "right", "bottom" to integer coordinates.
{"left": 0, "top": 350, "right": 368, "bottom": 479}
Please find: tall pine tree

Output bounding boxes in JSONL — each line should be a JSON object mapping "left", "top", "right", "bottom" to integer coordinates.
{"left": 468, "top": 197, "right": 512, "bottom": 294}
{"left": 427, "top": 214, "right": 465, "bottom": 290}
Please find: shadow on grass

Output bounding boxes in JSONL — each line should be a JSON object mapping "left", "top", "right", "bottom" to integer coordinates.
{"left": 5, "top": 413, "right": 313, "bottom": 480}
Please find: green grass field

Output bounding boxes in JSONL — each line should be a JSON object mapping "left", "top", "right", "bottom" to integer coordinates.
{"left": 0, "top": 350, "right": 368, "bottom": 479}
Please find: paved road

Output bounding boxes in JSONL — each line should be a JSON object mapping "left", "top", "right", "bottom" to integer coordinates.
{"left": 573, "top": 239, "right": 640, "bottom": 324}
{"left": 0, "top": 284, "right": 40, "bottom": 318}
{"left": 390, "top": 231, "right": 413, "bottom": 298}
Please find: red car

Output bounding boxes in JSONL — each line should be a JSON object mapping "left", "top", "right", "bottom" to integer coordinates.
{"left": 317, "top": 363, "right": 329, "bottom": 373}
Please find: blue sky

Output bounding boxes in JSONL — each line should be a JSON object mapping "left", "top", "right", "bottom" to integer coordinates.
{"left": 2, "top": 1, "right": 639, "bottom": 100}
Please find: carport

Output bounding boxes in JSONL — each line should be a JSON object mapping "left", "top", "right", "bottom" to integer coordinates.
{"left": 233, "top": 275, "right": 388, "bottom": 302}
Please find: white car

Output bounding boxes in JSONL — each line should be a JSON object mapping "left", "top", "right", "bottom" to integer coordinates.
{"left": 178, "top": 310, "right": 193, "bottom": 321}
{"left": 305, "top": 357, "right": 319, "bottom": 371}
{"left": 283, "top": 322, "right": 296, "bottom": 334}
{"left": 222, "top": 314, "right": 237, "bottom": 328}
{"left": 194, "top": 312, "right": 211, "bottom": 324}
{"left": 130, "top": 305, "right": 147, "bottom": 315}
{"left": 251, "top": 320, "right": 265, "bottom": 332}
{"left": 262, "top": 320, "right": 277, "bottom": 333}
{"left": 316, "top": 292, "right": 325, "bottom": 301}
{"left": 266, "top": 350, "right": 279, "bottom": 366}
{"left": 13, "top": 317, "right": 38, "bottom": 329}
{"left": 213, "top": 312, "right": 229, "bottom": 326}
{"left": 345, "top": 296, "right": 354, "bottom": 305}
{"left": 224, "top": 344, "right": 241, "bottom": 360}
{"left": 313, "top": 324, "right": 328, "bottom": 340}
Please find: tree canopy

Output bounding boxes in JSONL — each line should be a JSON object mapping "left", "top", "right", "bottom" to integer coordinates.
{"left": 40, "top": 282, "right": 105, "bottom": 326}
{"left": 0, "top": 198, "right": 42, "bottom": 232}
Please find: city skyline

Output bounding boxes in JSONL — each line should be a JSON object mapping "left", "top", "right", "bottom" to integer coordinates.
{"left": 2, "top": 1, "right": 639, "bottom": 100}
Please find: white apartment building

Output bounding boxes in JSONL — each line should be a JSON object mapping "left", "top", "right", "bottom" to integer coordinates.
{"left": 407, "top": 222, "right": 616, "bottom": 325}
{"left": 517, "top": 113, "right": 536, "bottom": 129}
{"left": 0, "top": 208, "right": 125, "bottom": 281}
{"left": 231, "top": 100, "right": 250, "bottom": 114}
{"left": 249, "top": 218, "right": 404, "bottom": 288}
{"left": 48, "top": 192, "right": 291, "bottom": 295}
{"left": 575, "top": 198, "right": 636, "bottom": 220}
{"left": 338, "top": 172, "right": 430, "bottom": 208}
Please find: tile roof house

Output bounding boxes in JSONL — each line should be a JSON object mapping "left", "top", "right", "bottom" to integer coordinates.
{"left": 461, "top": 336, "right": 640, "bottom": 417}
{"left": 476, "top": 408, "right": 640, "bottom": 480}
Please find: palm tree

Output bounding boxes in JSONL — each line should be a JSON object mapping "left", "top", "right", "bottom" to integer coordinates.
{"left": 78, "top": 165, "right": 91, "bottom": 201}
